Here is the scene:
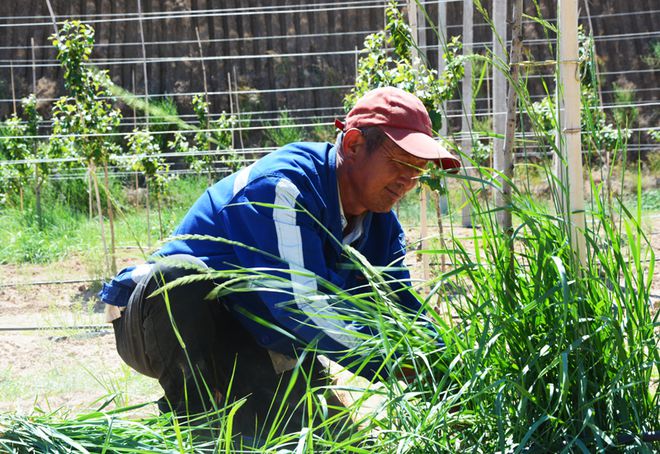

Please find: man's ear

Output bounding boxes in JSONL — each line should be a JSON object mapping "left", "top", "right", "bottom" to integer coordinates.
{"left": 342, "top": 128, "right": 365, "bottom": 159}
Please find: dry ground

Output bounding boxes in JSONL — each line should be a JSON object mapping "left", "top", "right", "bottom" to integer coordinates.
{"left": 1, "top": 217, "right": 658, "bottom": 415}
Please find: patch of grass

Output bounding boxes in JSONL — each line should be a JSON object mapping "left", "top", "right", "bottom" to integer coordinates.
{"left": 0, "top": 176, "right": 207, "bottom": 266}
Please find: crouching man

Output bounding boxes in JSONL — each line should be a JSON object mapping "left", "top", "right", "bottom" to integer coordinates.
{"left": 100, "top": 87, "right": 460, "bottom": 436}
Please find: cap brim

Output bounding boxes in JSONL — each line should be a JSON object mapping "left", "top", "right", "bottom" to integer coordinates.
{"left": 381, "top": 127, "right": 461, "bottom": 173}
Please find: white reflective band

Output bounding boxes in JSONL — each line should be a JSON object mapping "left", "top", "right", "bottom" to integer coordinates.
{"left": 273, "top": 178, "right": 360, "bottom": 349}
{"left": 232, "top": 163, "right": 253, "bottom": 196}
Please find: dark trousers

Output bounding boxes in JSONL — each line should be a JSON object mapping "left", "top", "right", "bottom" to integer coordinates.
{"left": 111, "top": 258, "right": 339, "bottom": 438}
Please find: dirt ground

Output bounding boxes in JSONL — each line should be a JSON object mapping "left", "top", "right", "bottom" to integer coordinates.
{"left": 1, "top": 217, "right": 658, "bottom": 415}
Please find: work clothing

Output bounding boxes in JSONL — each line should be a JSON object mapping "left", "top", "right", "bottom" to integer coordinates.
{"left": 102, "top": 142, "right": 421, "bottom": 380}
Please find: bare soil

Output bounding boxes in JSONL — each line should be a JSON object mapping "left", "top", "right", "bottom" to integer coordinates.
{"left": 1, "top": 218, "right": 658, "bottom": 415}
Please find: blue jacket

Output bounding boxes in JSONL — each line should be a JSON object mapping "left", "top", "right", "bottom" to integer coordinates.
{"left": 101, "top": 142, "right": 421, "bottom": 379}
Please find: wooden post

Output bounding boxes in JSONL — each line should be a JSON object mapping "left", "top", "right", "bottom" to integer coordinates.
{"left": 500, "top": 0, "right": 523, "bottom": 235}
{"left": 556, "top": 0, "right": 586, "bottom": 265}
{"left": 461, "top": 0, "right": 474, "bottom": 228}
{"left": 493, "top": 0, "right": 510, "bottom": 230}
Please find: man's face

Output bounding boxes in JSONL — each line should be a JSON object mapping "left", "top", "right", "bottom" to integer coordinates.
{"left": 348, "top": 138, "right": 427, "bottom": 214}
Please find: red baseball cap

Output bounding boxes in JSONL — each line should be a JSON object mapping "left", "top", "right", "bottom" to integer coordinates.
{"left": 335, "top": 87, "right": 461, "bottom": 171}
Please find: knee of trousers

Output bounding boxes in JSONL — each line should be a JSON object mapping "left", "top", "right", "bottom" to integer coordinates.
{"left": 113, "top": 254, "right": 216, "bottom": 378}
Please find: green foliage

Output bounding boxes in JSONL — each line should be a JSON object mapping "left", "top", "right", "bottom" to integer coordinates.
{"left": 264, "top": 110, "right": 304, "bottom": 147}
{"left": 190, "top": 94, "right": 241, "bottom": 177}
{"left": 308, "top": 119, "right": 336, "bottom": 143}
{"left": 612, "top": 79, "right": 639, "bottom": 127}
{"left": 642, "top": 40, "right": 660, "bottom": 68}
{"left": 213, "top": 111, "right": 243, "bottom": 172}
{"left": 649, "top": 128, "right": 660, "bottom": 143}
{"left": 148, "top": 96, "right": 180, "bottom": 151}
{"left": 192, "top": 94, "right": 211, "bottom": 153}
{"left": 345, "top": 0, "right": 463, "bottom": 131}
{"left": 0, "top": 95, "right": 53, "bottom": 211}
{"left": 124, "top": 128, "right": 173, "bottom": 194}
{"left": 49, "top": 21, "right": 122, "bottom": 168}
{"left": 0, "top": 202, "right": 83, "bottom": 263}
{"left": 0, "top": 114, "right": 30, "bottom": 201}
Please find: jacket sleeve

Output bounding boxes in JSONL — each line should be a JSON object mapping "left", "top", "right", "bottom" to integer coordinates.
{"left": 221, "top": 175, "right": 384, "bottom": 378}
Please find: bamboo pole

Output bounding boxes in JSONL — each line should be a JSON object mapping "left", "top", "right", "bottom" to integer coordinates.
{"left": 582, "top": 0, "right": 612, "bottom": 213}
{"left": 556, "top": 0, "right": 586, "bottom": 265}
{"left": 9, "top": 62, "right": 16, "bottom": 115}
{"left": 137, "top": 0, "right": 150, "bottom": 248}
{"left": 31, "top": 37, "right": 43, "bottom": 230}
{"left": 461, "top": 0, "right": 474, "bottom": 228}
{"left": 195, "top": 26, "right": 210, "bottom": 108}
{"left": 145, "top": 178, "right": 151, "bottom": 248}
{"left": 91, "top": 163, "right": 111, "bottom": 276}
{"left": 136, "top": 0, "right": 149, "bottom": 130}
{"left": 88, "top": 170, "right": 93, "bottom": 221}
{"left": 44, "top": 0, "right": 58, "bottom": 35}
{"left": 103, "top": 164, "right": 117, "bottom": 274}
{"left": 132, "top": 68, "right": 139, "bottom": 207}
{"left": 232, "top": 66, "right": 245, "bottom": 150}
{"left": 227, "top": 72, "right": 235, "bottom": 150}
{"left": 415, "top": 0, "right": 426, "bottom": 58}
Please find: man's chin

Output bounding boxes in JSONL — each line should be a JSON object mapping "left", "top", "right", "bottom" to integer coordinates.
{"left": 371, "top": 203, "right": 397, "bottom": 213}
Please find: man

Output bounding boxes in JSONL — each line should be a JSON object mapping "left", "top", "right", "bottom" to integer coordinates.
{"left": 100, "top": 87, "right": 460, "bottom": 435}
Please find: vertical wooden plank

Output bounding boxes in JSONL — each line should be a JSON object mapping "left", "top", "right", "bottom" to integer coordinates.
{"left": 461, "top": 0, "right": 473, "bottom": 228}
{"left": 493, "top": 0, "right": 511, "bottom": 230}
{"left": 556, "top": 0, "right": 586, "bottom": 265}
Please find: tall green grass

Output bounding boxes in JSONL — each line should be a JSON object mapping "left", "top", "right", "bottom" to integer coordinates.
{"left": 2, "top": 166, "right": 655, "bottom": 452}
{"left": 1, "top": 5, "right": 658, "bottom": 454}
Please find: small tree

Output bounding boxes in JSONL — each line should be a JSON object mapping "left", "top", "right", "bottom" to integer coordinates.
{"left": 0, "top": 114, "right": 30, "bottom": 210}
{"left": 190, "top": 94, "right": 241, "bottom": 183}
{"left": 345, "top": 0, "right": 464, "bottom": 132}
{"left": 213, "top": 111, "right": 242, "bottom": 173}
{"left": 22, "top": 95, "right": 52, "bottom": 229}
{"left": 50, "top": 20, "right": 123, "bottom": 275}
{"left": 191, "top": 94, "right": 214, "bottom": 184}
{"left": 0, "top": 95, "right": 53, "bottom": 227}
{"left": 125, "top": 128, "right": 173, "bottom": 241}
